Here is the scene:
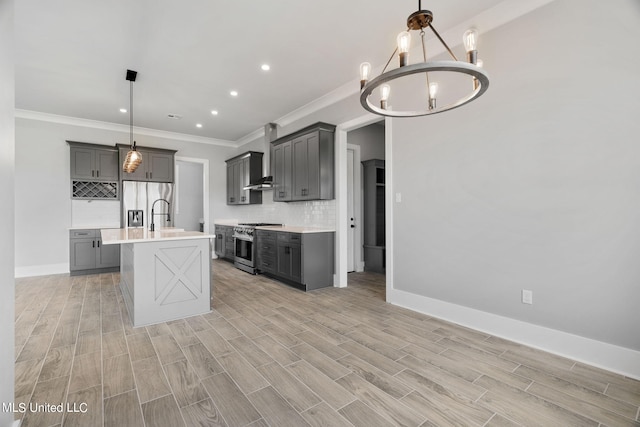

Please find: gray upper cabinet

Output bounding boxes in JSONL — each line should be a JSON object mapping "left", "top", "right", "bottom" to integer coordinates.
{"left": 270, "top": 122, "right": 335, "bottom": 202}
{"left": 118, "top": 145, "right": 176, "bottom": 182}
{"left": 292, "top": 132, "right": 321, "bottom": 200}
{"left": 69, "top": 142, "right": 119, "bottom": 181}
{"left": 225, "top": 151, "right": 263, "bottom": 205}
{"left": 272, "top": 141, "right": 292, "bottom": 201}
{"left": 146, "top": 151, "right": 174, "bottom": 182}
{"left": 68, "top": 141, "right": 120, "bottom": 200}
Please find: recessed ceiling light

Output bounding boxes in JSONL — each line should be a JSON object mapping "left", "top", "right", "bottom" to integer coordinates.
{"left": 261, "top": 64, "right": 270, "bottom": 71}
{"left": 211, "top": 110, "right": 219, "bottom": 116}
{"left": 230, "top": 90, "right": 238, "bottom": 97}
{"left": 120, "top": 108, "right": 127, "bottom": 113}
{"left": 196, "top": 123, "right": 203, "bottom": 128}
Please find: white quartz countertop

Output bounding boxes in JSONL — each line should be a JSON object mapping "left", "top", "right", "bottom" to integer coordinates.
{"left": 255, "top": 225, "right": 335, "bottom": 234}
{"left": 213, "top": 220, "right": 239, "bottom": 226}
{"left": 101, "top": 228, "right": 214, "bottom": 245}
{"left": 69, "top": 225, "right": 120, "bottom": 230}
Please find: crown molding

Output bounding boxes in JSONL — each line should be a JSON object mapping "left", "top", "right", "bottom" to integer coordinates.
{"left": 235, "top": 0, "right": 556, "bottom": 145}
{"left": 235, "top": 127, "right": 265, "bottom": 147}
{"left": 15, "top": 109, "right": 237, "bottom": 147}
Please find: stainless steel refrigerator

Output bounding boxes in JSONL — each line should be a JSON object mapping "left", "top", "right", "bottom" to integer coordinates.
{"left": 122, "top": 181, "right": 175, "bottom": 229}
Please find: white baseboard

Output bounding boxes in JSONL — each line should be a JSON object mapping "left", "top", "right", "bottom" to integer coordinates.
{"left": 14, "top": 263, "right": 68, "bottom": 278}
{"left": 388, "top": 288, "right": 640, "bottom": 380}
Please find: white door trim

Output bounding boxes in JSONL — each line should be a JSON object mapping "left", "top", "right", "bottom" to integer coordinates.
{"left": 175, "top": 156, "right": 210, "bottom": 234}
{"left": 335, "top": 113, "right": 387, "bottom": 288}
{"left": 347, "top": 143, "right": 363, "bottom": 273}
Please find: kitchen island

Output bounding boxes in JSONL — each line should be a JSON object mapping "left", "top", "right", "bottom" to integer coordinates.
{"left": 101, "top": 228, "right": 214, "bottom": 327}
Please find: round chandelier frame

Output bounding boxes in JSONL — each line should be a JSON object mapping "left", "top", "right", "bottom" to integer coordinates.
{"left": 359, "top": 2, "right": 490, "bottom": 118}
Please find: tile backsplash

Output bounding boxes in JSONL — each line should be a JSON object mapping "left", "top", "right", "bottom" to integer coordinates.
{"left": 71, "top": 200, "right": 121, "bottom": 227}
{"left": 226, "top": 198, "right": 336, "bottom": 229}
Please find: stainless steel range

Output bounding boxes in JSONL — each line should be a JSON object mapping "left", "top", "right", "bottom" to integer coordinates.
{"left": 233, "top": 223, "right": 281, "bottom": 274}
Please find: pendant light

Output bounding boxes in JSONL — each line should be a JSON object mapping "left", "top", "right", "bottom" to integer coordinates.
{"left": 122, "top": 69, "right": 142, "bottom": 173}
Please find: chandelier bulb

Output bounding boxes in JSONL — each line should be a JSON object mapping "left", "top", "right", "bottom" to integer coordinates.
{"left": 463, "top": 29, "right": 479, "bottom": 64}
{"left": 397, "top": 31, "right": 411, "bottom": 67}
{"left": 380, "top": 84, "right": 391, "bottom": 110}
{"left": 360, "top": 62, "right": 371, "bottom": 90}
{"left": 428, "top": 82, "right": 438, "bottom": 110}
{"left": 463, "top": 29, "right": 478, "bottom": 52}
{"left": 429, "top": 82, "right": 438, "bottom": 99}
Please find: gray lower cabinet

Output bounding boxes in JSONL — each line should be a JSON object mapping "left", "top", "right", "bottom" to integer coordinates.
{"left": 256, "top": 229, "right": 334, "bottom": 291}
{"left": 276, "top": 233, "right": 302, "bottom": 282}
{"left": 256, "top": 229, "right": 276, "bottom": 274}
{"left": 69, "top": 229, "right": 120, "bottom": 275}
{"left": 214, "top": 225, "right": 234, "bottom": 260}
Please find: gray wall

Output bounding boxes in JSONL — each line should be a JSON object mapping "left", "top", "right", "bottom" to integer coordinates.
{"left": 175, "top": 160, "right": 204, "bottom": 231}
{"left": 392, "top": 0, "right": 640, "bottom": 350}
{"left": 0, "top": 0, "right": 15, "bottom": 424}
{"left": 347, "top": 122, "right": 385, "bottom": 161}
{"left": 15, "top": 118, "right": 236, "bottom": 272}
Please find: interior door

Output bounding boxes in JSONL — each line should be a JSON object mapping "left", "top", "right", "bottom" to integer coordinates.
{"left": 347, "top": 149, "right": 355, "bottom": 272}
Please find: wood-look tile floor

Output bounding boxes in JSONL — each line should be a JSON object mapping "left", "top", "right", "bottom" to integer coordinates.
{"left": 14, "top": 259, "right": 640, "bottom": 427}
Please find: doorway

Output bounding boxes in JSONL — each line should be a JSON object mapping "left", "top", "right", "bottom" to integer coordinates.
{"left": 344, "top": 121, "right": 386, "bottom": 284}
{"left": 175, "top": 157, "right": 210, "bottom": 233}
{"left": 346, "top": 144, "right": 362, "bottom": 273}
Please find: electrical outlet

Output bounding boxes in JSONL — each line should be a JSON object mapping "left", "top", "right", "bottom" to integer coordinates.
{"left": 396, "top": 192, "right": 402, "bottom": 203}
{"left": 522, "top": 289, "right": 533, "bottom": 305}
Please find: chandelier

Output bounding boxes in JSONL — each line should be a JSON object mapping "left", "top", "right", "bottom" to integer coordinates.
{"left": 122, "top": 69, "right": 142, "bottom": 173}
{"left": 359, "top": 1, "right": 490, "bottom": 117}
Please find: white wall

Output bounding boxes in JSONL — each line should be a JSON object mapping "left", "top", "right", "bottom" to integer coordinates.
{"left": 347, "top": 122, "right": 385, "bottom": 161}
{"left": 391, "top": 0, "right": 640, "bottom": 352}
{"left": 175, "top": 160, "right": 204, "bottom": 231}
{"left": 14, "top": 118, "right": 236, "bottom": 276}
{"left": 0, "top": 0, "right": 15, "bottom": 424}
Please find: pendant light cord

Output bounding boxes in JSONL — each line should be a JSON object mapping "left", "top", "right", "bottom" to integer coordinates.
{"left": 130, "top": 80, "right": 134, "bottom": 149}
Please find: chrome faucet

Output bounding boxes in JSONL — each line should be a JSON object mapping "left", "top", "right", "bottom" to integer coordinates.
{"left": 150, "top": 198, "right": 171, "bottom": 231}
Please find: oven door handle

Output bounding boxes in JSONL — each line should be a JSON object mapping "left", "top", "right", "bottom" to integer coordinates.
{"left": 233, "top": 235, "right": 253, "bottom": 242}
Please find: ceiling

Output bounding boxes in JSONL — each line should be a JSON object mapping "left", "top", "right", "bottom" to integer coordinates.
{"left": 15, "top": 0, "right": 517, "bottom": 144}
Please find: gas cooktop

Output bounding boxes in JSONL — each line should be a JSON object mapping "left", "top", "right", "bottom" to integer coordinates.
{"left": 237, "top": 223, "right": 282, "bottom": 227}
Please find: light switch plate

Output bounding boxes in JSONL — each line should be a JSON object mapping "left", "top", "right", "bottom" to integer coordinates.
{"left": 522, "top": 289, "right": 533, "bottom": 305}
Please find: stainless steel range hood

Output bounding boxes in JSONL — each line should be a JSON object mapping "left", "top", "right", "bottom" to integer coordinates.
{"left": 243, "top": 123, "right": 277, "bottom": 191}
{"left": 243, "top": 175, "right": 273, "bottom": 191}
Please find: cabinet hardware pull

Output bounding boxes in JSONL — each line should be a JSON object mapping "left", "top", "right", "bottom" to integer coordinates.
{"left": 92, "top": 170, "right": 95, "bottom": 177}
{"left": 96, "top": 170, "right": 99, "bottom": 178}
{"left": 92, "top": 241, "right": 95, "bottom": 248}
{"left": 97, "top": 240, "right": 100, "bottom": 247}
{"left": 150, "top": 172, "right": 152, "bottom": 179}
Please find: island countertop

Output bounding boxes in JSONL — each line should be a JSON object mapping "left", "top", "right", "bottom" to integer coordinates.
{"left": 101, "top": 228, "right": 215, "bottom": 245}
{"left": 255, "top": 225, "right": 335, "bottom": 233}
